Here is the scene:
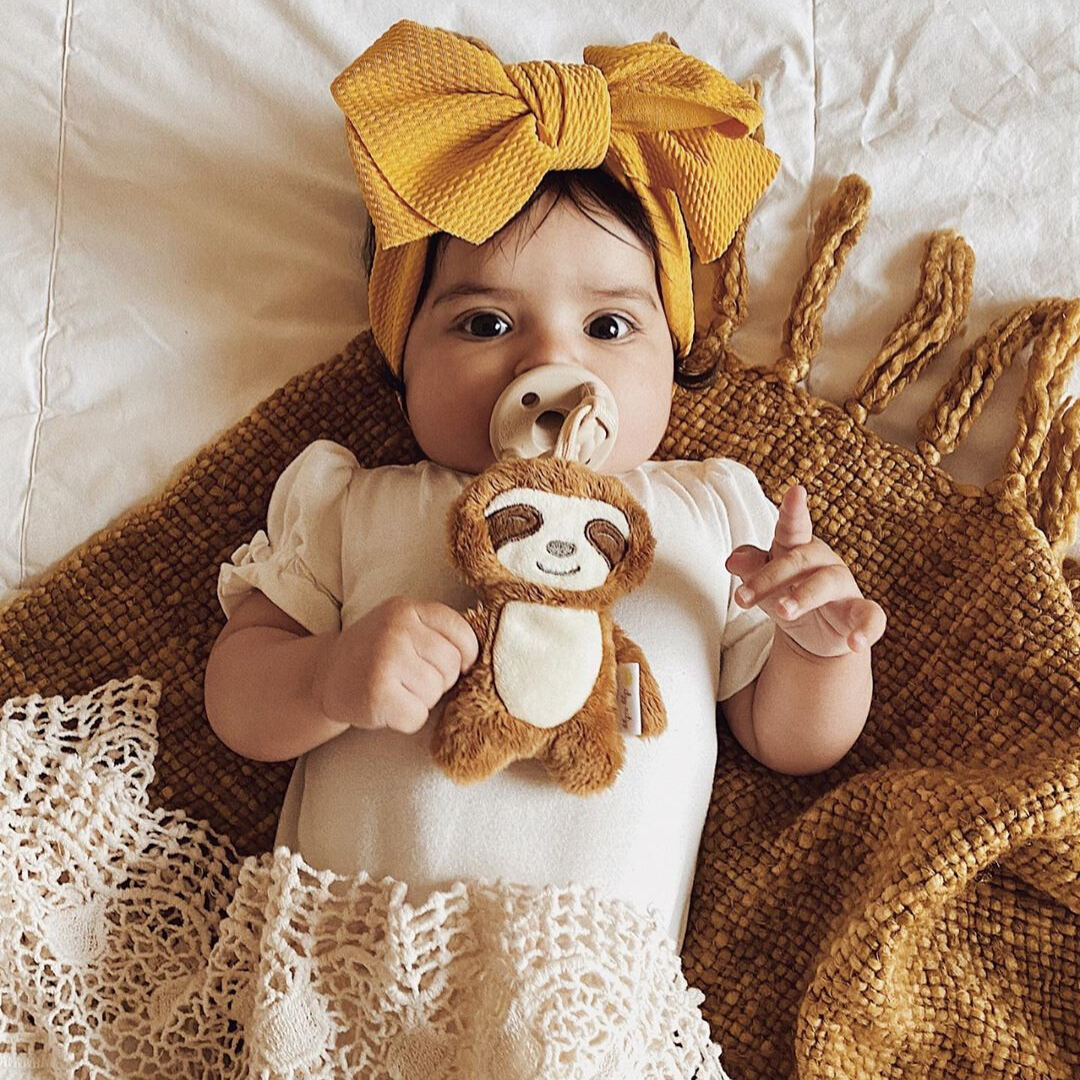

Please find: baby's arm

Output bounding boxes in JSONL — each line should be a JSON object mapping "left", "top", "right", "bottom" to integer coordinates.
{"left": 720, "top": 485, "right": 887, "bottom": 776}
{"left": 204, "top": 590, "right": 348, "bottom": 761}
{"left": 204, "top": 590, "right": 478, "bottom": 762}
{"left": 720, "top": 633, "right": 873, "bottom": 776}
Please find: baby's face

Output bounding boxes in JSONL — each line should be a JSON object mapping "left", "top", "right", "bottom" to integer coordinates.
{"left": 400, "top": 192, "right": 676, "bottom": 476}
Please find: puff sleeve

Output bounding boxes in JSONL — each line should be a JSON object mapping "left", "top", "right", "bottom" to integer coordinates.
{"left": 705, "top": 458, "right": 781, "bottom": 703}
{"left": 216, "top": 439, "right": 358, "bottom": 636}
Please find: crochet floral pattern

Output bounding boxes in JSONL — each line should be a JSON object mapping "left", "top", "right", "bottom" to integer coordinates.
{"left": 0, "top": 676, "right": 731, "bottom": 1080}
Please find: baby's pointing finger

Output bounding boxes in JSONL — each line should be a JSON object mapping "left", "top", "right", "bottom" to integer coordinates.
{"left": 771, "top": 485, "right": 813, "bottom": 557}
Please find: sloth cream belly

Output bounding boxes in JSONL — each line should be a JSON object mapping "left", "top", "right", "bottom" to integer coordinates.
{"left": 492, "top": 600, "right": 603, "bottom": 728}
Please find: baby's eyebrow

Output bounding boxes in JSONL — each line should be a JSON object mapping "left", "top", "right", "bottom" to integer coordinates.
{"left": 586, "top": 286, "right": 659, "bottom": 311}
{"left": 432, "top": 282, "right": 658, "bottom": 311}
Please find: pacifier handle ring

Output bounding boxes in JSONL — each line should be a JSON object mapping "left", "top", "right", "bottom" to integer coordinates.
{"left": 554, "top": 388, "right": 614, "bottom": 466}
{"left": 488, "top": 365, "right": 619, "bottom": 469}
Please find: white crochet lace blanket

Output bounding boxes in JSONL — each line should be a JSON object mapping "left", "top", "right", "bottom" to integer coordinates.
{"left": 0, "top": 676, "right": 733, "bottom": 1080}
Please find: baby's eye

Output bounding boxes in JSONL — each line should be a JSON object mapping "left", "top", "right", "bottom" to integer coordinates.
{"left": 587, "top": 314, "right": 635, "bottom": 340}
{"left": 459, "top": 312, "right": 510, "bottom": 338}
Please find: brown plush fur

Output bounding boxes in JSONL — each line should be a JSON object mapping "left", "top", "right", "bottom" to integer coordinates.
{"left": 431, "top": 456, "right": 667, "bottom": 793}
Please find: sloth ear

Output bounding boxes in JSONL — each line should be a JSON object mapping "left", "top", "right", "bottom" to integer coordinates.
{"left": 487, "top": 503, "right": 543, "bottom": 550}
{"left": 585, "top": 518, "right": 628, "bottom": 570}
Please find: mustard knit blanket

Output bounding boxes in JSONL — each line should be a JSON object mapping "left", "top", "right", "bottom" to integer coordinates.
{"left": 0, "top": 175, "right": 1077, "bottom": 1079}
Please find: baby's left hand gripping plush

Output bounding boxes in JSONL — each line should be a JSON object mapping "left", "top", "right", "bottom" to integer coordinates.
{"left": 433, "top": 456, "right": 667, "bottom": 794}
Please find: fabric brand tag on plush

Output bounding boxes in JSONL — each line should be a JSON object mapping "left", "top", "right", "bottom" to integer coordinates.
{"left": 617, "top": 663, "right": 642, "bottom": 735}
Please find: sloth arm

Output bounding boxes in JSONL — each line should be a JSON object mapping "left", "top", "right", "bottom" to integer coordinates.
{"left": 610, "top": 621, "right": 667, "bottom": 737}
{"left": 461, "top": 602, "right": 498, "bottom": 658}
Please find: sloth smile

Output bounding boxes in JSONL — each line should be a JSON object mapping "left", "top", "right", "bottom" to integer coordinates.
{"left": 536, "top": 561, "right": 581, "bottom": 576}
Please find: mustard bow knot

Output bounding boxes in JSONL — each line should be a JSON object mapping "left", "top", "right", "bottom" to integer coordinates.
{"left": 332, "top": 19, "right": 781, "bottom": 375}
{"left": 504, "top": 60, "right": 612, "bottom": 164}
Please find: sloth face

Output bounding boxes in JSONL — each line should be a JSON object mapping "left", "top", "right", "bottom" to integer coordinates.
{"left": 483, "top": 487, "right": 631, "bottom": 591}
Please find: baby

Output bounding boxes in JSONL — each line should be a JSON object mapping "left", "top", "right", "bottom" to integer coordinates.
{"left": 204, "top": 23, "right": 886, "bottom": 953}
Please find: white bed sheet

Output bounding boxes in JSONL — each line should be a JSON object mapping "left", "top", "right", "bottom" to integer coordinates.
{"left": 3, "top": 0, "right": 1078, "bottom": 606}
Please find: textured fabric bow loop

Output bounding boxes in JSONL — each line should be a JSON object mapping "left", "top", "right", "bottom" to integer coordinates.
{"left": 583, "top": 42, "right": 763, "bottom": 135}
{"left": 332, "top": 23, "right": 613, "bottom": 248}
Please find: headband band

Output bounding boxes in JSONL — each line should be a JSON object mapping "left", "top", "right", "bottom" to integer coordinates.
{"left": 332, "top": 19, "right": 781, "bottom": 379}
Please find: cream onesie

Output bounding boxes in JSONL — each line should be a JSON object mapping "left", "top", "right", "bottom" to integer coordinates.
{"left": 217, "top": 439, "right": 779, "bottom": 949}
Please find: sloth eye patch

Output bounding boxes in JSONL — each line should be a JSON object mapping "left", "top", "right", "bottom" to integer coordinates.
{"left": 487, "top": 504, "right": 543, "bottom": 550}
{"left": 585, "top": 518, "right": 628, "bottom": 569}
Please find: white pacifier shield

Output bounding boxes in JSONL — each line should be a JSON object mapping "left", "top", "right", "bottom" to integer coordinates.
{"left": 488, "top": 365, "right": 619, "bottom": 469}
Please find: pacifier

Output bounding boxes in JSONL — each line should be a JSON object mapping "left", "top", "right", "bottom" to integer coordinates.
{"left": 488, "top": 365, "right": 619, "bottom": 469}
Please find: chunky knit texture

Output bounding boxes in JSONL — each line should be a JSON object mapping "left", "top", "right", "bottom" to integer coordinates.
{"left": 0, "top": 166, "right": 1078, "bottom": 1077}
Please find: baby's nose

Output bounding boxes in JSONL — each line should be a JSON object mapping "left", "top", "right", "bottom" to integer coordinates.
{"left": 546, "top": 539, "right": 576, "bottom": 558}
{"left": 514, "top": 356, "right": 578, "bottom": 380}
{"left": 513, "top": 331, "right": 581, "bottom": 377}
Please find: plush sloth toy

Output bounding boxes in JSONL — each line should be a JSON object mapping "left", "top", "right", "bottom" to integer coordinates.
{"left": 432, "top": 456, "right": 667, "bottom": 794}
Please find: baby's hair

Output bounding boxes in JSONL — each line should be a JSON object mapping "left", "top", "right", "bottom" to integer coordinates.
{"left": 361, "top": 166, "right": 719, "bottom": 396}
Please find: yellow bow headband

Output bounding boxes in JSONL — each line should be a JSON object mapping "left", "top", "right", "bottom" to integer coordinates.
{"left": 331, "top": 19, "right": 781, "bottom": 380}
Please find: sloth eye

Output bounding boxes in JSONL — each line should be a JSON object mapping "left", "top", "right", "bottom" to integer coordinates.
{"left": 487, "top": 503, "right": 543, "bottom": 550}
{"left": 585, "top": 518, "right": 628, "bottom": 569}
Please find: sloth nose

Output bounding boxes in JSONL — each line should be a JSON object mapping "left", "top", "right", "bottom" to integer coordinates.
{"left": 546, "top": 539, "right": 576, "bottom": 558}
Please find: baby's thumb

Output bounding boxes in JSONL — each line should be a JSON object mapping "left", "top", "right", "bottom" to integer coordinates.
{"left": 726, "top": 545, "right": 769, "bottom": 577}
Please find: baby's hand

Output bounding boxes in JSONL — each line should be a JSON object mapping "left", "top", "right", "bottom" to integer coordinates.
{"left": 724, "top": 485, "right": 887, "bottom": 658}
{"left": 312, "top": 596, "right": 479, "bottom": 733}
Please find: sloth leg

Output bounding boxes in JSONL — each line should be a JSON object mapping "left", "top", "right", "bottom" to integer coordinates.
{"left": 432, "top": 674, "right": 544, "bottom": 783}
{"left": 544, "top": 708, "right": 624, "bottom": 795}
